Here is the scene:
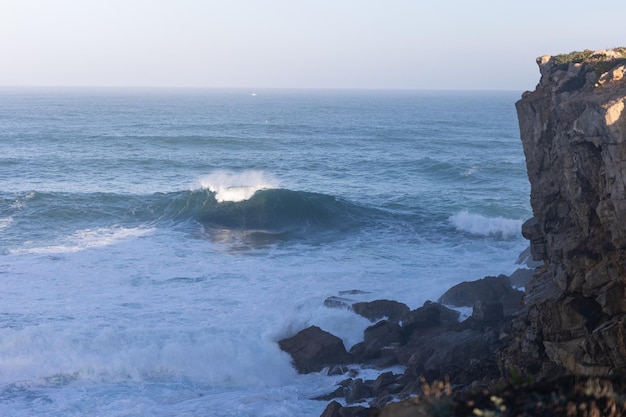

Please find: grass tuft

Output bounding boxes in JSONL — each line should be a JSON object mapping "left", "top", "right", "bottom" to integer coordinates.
{"left": 551, "top": 48, "right": 626, "bottom": 78}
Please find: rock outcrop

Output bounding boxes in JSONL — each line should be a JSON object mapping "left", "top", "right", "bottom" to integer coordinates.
{"left": 281, "top": 282, "right": 522, "bottom": 414}
{"left": 278, "top": 326, "right": 352, "bottom": 373}
{"left": 439, "top": 274, "right": 524, "bottom": 316}
{"left": 509, "top": 48, "right": 626, "bottom": 376}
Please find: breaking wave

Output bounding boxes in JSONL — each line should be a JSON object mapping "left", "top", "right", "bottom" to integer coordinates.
{"left": 449, "top": 211, "right": 522, "bottom": 238}
{"left": 155, "top": 188, "right": 381, "bottom": 237}
{"left": 4, "top": 186, "right": 385, "bottom": 240}
{"left": 198, "top": 170, "right": 281, "bottom": 203}
{"left": 200, "top": 188, "right": 371, "bottom": 233}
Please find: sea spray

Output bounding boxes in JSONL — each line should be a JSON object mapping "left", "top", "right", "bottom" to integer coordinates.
{"left": 199, "top": 170, "right": 281, "bottom": 203}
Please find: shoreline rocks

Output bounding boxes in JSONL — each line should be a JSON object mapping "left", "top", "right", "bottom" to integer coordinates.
{"left": 279, "top": 271, "right": 525, "bottom": 415}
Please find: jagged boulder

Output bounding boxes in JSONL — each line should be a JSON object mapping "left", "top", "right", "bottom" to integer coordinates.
{"left": 438, "top": 275, "right": 523, "bottom": 316}
{"left": 351, "top": 299, "right": 410, "bottom": 322}
{"left": 350, "top": 320, "right": 403, "bottom": 364}
{"left": 401, "top": 301, "right": 460, "bottom": 338}
{"left": 278, "top": 326, "right": 351, "bottom": 374}
{"left": 320, "top": 400, "right": 374, "bottom": 417}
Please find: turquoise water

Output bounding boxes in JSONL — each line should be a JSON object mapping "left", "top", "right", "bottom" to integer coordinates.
{"left": 0, "top": 88, "right": 530, "bottom": 416}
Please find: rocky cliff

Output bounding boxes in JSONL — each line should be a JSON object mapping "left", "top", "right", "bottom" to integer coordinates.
{"left": 307, "top": 50, "right": 626, "bottom": 416}
{"left": 510, "top": 48, "right": 626, "bottom": 376}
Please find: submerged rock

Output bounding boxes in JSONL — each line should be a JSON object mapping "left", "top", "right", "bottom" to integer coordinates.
{"left": 323, "top": 295, "right": 354, "bottom": 309}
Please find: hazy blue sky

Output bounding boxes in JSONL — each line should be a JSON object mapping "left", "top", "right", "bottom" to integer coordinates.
{"left": 2, "top": 0, "right": 625, "bottom": 91}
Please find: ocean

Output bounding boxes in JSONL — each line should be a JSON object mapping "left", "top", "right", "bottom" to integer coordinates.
{"left": 0, "top": 88, "right": 531, "bottom": 416}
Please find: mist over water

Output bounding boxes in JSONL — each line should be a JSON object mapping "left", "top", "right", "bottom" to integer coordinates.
{"left": 0, "top": 88, "right": 530, "bottom": 416}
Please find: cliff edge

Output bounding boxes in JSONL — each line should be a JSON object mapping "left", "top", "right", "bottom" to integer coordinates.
{"left": 509, "top": 48, "right": 626, "bottom": 376}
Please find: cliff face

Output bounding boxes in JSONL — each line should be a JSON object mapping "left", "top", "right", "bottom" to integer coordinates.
{"left": 513, "top": 48, "right": 626, "bottom": 375}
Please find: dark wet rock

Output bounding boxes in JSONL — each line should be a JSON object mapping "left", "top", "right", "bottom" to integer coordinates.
{"left": 370, "top": 374, "right": 626, "bottom": 417}
{"left": 338, "top": 377, "right": 353, "bottom": 388}
{"left": 369, "top": 393, "right": 393, "bottom": 409}
{"left": 383, "top": 383, "right": 405, "bottom": 395}
{"left": 508, "top": 267, "right": 534, "bottom": 288}
{"left": 450, "top": 315, "right": 483, "bottom": 331}
{"left": 400, "top": 301, "right": 460, "bottom": 338}
{"left": 521, "top": 217, "right": 547, "bottom": 262}
{"left": 321, "top": 401, "right": 374, "bottom": 417}
{"left": 345, "top": 378, "right": 373, "bottom": 404}
{"left": 515, "top": 245, "right": 544, "bottom": 268}
{"left": 348, "top": 300, "right": 506, "bottom": 375}
{"left": 405, "top": 329, "right": 491, "bottom": 372}
{"left": 320, "top": 400, "right": 343, "bottom": 417}
{"left": 499, "top": 290, "right": 524, "bottom": 316}
{"left": 327, "top": 364, "right": 350, "bottom": 376}
{"left": 472, "top": 301, "right": 504, "bottom": 323}
{"left": 324, "top": 296, "right": 354, "bottom": 309}
{"left": 339, "top": 290, "right": 370, "bottom": 296}
{"left": 362, "top": 355, "right": 400, "bottom": 370}
{"left": 313, "top": 385, "right": 345, "bottom": 401}
{"left": 438, "top": 275, "right": 523, "bottom": 315}
{"left": 307, "top": 297, "right": 512, "bottom": 414}
{"left": 351, "top": 299, "right": 410, "bottom": 322}
{"left": 278, "top": 326, "right": 351, "bottom": 374}
{"left": 364, "top": 320, "right": 402, "bottom": 346}
{"left": 350, "top": 320, "right": 403, "bottom": 366}
{"left": 371, "top": 371, "right": 395, "bottom": 395}
{"left": 349, "top": 341, "right": 379, "bottom": 363}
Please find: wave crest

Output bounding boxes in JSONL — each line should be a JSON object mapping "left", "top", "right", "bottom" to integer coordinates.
{"left": 0, "top": 217, "right": 13, "bottom": 232}
{"left": 199, "top": 189, "right": 356, "bottom": 234}
{"left": 198, "top": 170, "right": 281, "bottom": 203}
{"left": 449, "top": 211, "right": 522, "bottom": 238}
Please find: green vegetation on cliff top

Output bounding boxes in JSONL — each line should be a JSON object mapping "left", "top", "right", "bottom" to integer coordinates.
{"left": 552, "top": 48, "right": 626, "bottom": 75}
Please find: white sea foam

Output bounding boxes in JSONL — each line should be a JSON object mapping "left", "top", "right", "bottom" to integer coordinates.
{"left": 0, "top": 217, "right": 13, "bottom": 232}
{"left": 9, "top": 226, "right": 154, "bottom": 255}
{"left": 463, "top": 166, "right": 478, "bottom": 177}
{"left": 449, "top": 211, "right": 522, "bottom": 238}
{"left": 10, "top": 192, "right": 36, "bottom": 209}
{"left": 198, "top": 170, "right": 281, "bottom": 203}
{"left": 445, "top": 305, "right": 473, "bottom": 321}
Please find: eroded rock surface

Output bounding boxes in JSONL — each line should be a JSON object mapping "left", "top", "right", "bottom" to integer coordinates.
{"left": 509, "top": 48, "right": 626, "bottom": 376}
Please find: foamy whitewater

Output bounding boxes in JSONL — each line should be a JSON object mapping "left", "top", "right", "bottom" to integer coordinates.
{"left": 0, "top": 88, "right": 531, "bottom": 416}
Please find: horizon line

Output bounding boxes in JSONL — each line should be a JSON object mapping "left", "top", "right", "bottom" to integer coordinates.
{"left": 0, "top": 85, "right": 526, "bottom": 93}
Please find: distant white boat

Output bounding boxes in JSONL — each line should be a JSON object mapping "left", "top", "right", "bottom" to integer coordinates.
{"left": 250, "top": 92, "right": 257, "bottom": 97}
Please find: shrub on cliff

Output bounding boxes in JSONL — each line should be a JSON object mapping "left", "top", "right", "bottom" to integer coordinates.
{"left": 551, "top": 47, "right": 626, "bottom": 77}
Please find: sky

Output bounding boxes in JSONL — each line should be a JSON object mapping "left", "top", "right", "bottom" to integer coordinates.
{"left": 1, "top": 0, "right": 625, "bottom": 91}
